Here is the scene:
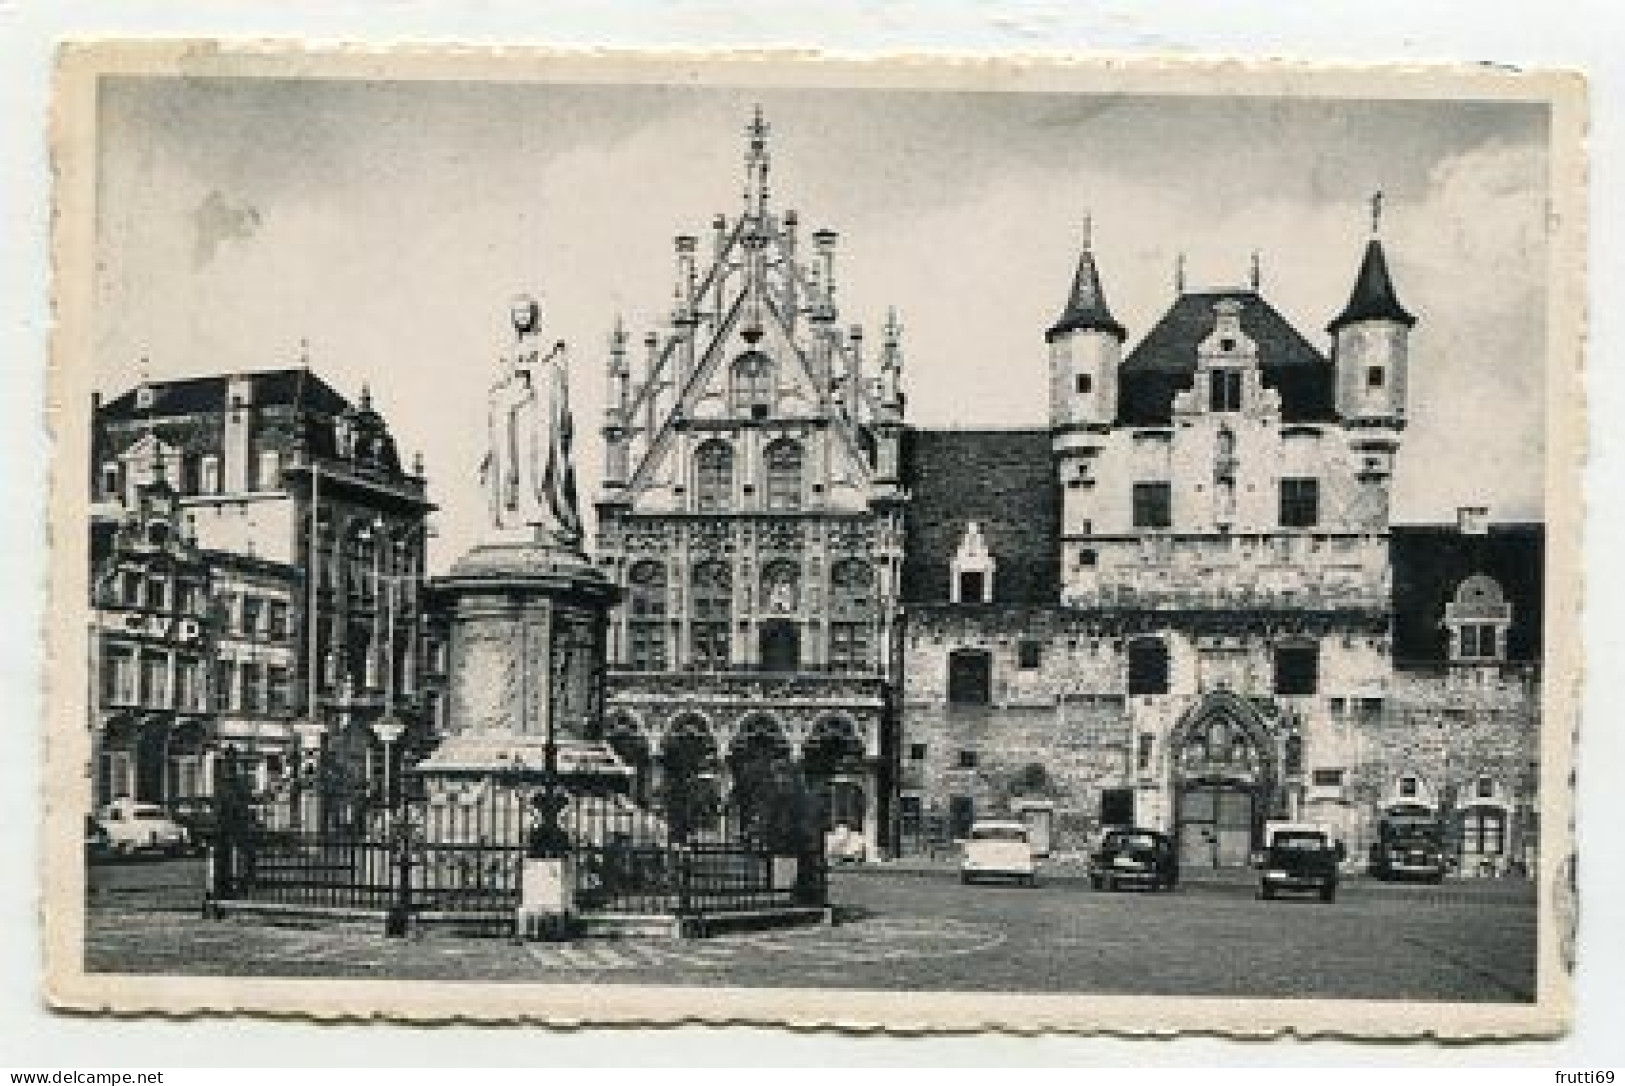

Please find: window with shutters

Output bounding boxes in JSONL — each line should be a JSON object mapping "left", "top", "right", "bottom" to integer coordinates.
{"left": 828, "top": 559, "right": 875, "bottom": 672}
{"left": 690, "top": 561, "right": 732, "bottom": 669}
{"left": 626, "top": 560, "right": 668, "bottom": 672}
{"left": 694, "top": 441, "right": 734, "bottom": 512}
{"left": 763, "top": 439, "right": 804, "bottom": 510}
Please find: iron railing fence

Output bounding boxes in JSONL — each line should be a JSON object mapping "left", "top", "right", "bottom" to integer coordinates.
{"left": 208, "top": 758, "right": 828, "bottom": 935}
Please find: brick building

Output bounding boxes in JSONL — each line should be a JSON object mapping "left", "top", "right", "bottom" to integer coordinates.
{"left": 90, "top": 367, "right": 438, "bottom": 804}
{"left": 894, "top": 217, "right": 1544, "bottom": 874}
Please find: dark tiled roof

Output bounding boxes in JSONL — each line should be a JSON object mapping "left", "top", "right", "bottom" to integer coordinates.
{"left": 1328, "top": 239, "right": 1415, "bottom": 333}
{"left": 900, "top": 428, "right": 1059, "bottom": 606}
{"left": 99, "top": 368, "right": 352, "bottom": 421}
{"left": 1118, "top": 290, "right": 1336, "bottom": 426}
{"left": 1046, "top": 248, "right": 1125, "bottom": 343}
{"left": 1390, "top": 523, "right": 1543, "bottom": 665}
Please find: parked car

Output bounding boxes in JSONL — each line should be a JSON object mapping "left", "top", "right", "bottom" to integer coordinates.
{"left": 824, "top": 823, "right": 867, "bottom": 864}
{"left": 1368, "top": 823, "right": 1448, "bottom": 883}
{"left": 1090, "top": 827, "right": 1178, "bottom": 892}
{"left": 84, "top": 815, "right": 111, "bottom": 860}
{"left": 1256, "top": 822, "right": 1344, "bottom": 903}
{"left": 168, "top": 796, "right": 220, "bottom": 853}
{"left": 960, "top": 820, "right": 1037, "bottom": 886}
{"left": 97, "top": 799, "right": 189, "bottom": 857}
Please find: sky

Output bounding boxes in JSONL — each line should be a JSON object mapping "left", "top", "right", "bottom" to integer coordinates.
{"left": 92, "top": 77, "right": 1551, "bottom": 573}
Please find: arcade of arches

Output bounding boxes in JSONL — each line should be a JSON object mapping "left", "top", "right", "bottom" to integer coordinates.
{"left": 595, "top": 709, "right": 877, "bottom": 850}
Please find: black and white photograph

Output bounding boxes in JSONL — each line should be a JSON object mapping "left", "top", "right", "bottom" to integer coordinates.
{"left": 43, "top": 46, "right": 1583, "bottom": 1035}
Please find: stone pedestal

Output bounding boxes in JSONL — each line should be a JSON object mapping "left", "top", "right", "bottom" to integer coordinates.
{"left": 412, "top": 540, "right": 627, "bottom": 935}
{"left": 414, "top": 539, "right": 624, "bottom": 787}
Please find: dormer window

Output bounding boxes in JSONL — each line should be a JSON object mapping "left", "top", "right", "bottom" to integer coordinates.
{"left": 1446, "top": 574, "right": 1512, "bottom": 664}
{"left": 135, "top": 385, "right": 156, "bottom": 411}
{"left": 1209, "top": 369, "right": 1243, "bottom": 412}
{"left": 949, "top": 522, "right": 995, "bottom": 604}
{"left": 100, "top": 463, "right": 121, "bottom": 500}
{"left": 200, "top": 455, "right": 220, "bottom": 495}
{"left": 1367, "top": 365, "right": 1386, "bottom": 389}
{"left": 1075, "top": 373, "right": 1092, "bottom": 395}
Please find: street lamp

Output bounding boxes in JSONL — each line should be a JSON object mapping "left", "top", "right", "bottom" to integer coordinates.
{"left": 372, "top": 716, "right": 406, "bottom": 809}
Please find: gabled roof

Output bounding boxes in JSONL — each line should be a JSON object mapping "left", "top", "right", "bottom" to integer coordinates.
{"left": 98, "top": 368, "right": 352, "bottom": 421}
{"left": 1118, "top": 290, "right": 1336, "bottom": 426}
{"left": 1328, "top": 239, "right": 1415, "bottom": 333}
{"left": 900, "top": 428, "right": 1059, "bottom": 606}
{"left": 1046, "top": 247, "right": 1125, "bottom": 343}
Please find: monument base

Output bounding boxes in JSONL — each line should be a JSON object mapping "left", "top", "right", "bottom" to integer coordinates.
{"left": 515, "top": 855, "right": 576, "bottom": 941}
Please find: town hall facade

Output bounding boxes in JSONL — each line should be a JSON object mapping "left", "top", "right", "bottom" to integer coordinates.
{"left": 595, "top": 113, "right": 1543, "bottom": 873}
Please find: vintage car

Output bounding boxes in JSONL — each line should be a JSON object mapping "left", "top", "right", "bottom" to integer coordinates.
{"left": 959, "top": 819, "right": 1037, "bottom": 886}
{"left": 824, "top": 823, "right": 868, "bottom": 864}
{"left": 1368, "top": 819, "right": 1449, "bottom": 883}
{"left": 97, "top": 799, "right": 189, "bottom": 857}
{"left": 1256, "top": 821, "right": 1344, "bottom": 903}
{"left": 1089, "top": 827, "right": 1179, "bottom": 892}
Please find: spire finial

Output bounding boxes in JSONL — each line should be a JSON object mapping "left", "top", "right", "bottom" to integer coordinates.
{"left": 1370, "top": 189, "right": 1384, "bottom": 236}
{"left": 1175, "top": 252, "right": 1187, "bottom": 294}
{"left": 743, "top": 105, "right": 772, "bottom": 216}
{"left": 298, "top": 337, "right": 310, "bottom": 366}
{"left": 360, "top": 382, "right": 373, "bottom": 411}
{"left": 1082, "top": 212, "right": 1092, "bottom": 252}
{"left": 1250, "top": 250, "right": 1262, "bottom": 291}
{"left": 884, "top": 306, "right": 901, "bottom": 346}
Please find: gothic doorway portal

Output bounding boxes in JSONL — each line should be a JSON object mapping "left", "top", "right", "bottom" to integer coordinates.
{"left": 759, "top": 620, "right": 800, "bottom": 672}
{"left": 1170, "top": 692, "right": 1277, "bottom": 869}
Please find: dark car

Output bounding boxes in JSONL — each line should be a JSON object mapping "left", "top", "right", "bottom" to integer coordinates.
{"left": 1090, "top": 827, "right": 1178, "bottom": 891}
{"left": 84, "top": 815, "right": 110, "bottom": 861}
{"left": 1369, "top": 823, "right": 1448, "bottom": 883}
{"left": 1256, "top": 823, "right": 1343, "bottom": 903}
{"left": 168, "top": 796, "right": 220, "bottom": 853}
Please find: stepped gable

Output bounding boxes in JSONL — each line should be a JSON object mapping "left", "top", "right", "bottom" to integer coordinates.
{"left": 1118, "top": 289, "right": 1336, "bottom": 426}
{"left": 1390, "top": 522, "right": 1544, "bottom": 666}
{"left": 900, "top": 427, "right": 1059, "bottom": 606}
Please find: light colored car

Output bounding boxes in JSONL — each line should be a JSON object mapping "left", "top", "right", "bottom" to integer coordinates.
{"left": 824, "top": 823, "right": 867, "bottom": 864}
{"left": 960, "top": 819, "right": 1037, "bottom": 886}
{"left": 98, "top": 799, "right": 188, "bottom": 856}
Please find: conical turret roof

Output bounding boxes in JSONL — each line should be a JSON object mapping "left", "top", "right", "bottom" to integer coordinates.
{"left": 1046, "top": 242, "right": 1126, "bottom": 344}
{"left": 1328, "top": 238, "right": 1415, "bottom": 332}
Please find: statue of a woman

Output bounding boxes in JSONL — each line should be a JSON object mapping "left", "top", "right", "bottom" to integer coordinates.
{"left": 480, "top": 295, "right": 583, "bottom": 548}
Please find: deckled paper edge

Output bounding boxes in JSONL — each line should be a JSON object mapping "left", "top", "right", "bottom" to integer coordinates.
{"left": 39, "top": 40, "right": 1588, "bottom": 1039}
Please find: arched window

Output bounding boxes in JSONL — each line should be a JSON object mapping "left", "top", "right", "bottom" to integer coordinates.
{"left": 690, "top": 561, "right": 732, "bottom": 669}
{"left": 1127, "top": 637, "right": 1170, "bottom": 696}
{"left": 626, "top": 560, "right": 668, "bottom": 672}
{"left": 731, "top": 352, "right": 774, "bottom": 419}
{"left": 764, "top": 439, "right": 804, "bottom": 511}
{"left": 694, "top": 440, "right": 734, "bottom": 512}
{"left": 828, "top": 559, "right": 876, "bottom": 672}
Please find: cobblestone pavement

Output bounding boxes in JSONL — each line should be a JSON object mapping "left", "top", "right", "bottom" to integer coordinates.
{"left": 84, "top": 861, "right": 1536, "bottom": 1001}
